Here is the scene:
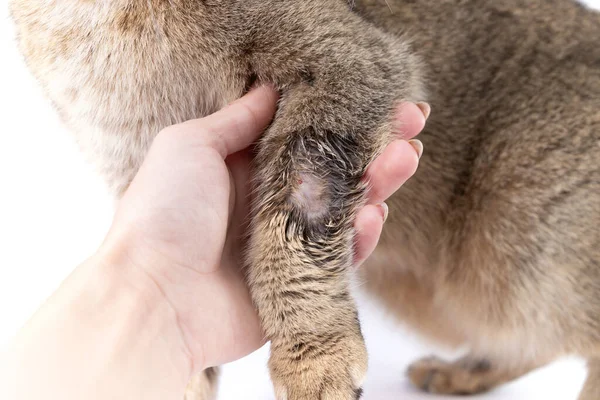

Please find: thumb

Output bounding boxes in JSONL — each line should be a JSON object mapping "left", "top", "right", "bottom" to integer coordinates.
{"left": 175, "top": 85, "right": 279, "bottom": 158}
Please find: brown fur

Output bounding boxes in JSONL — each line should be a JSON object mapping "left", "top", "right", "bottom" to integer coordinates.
{"left": 9, "top": 0, "right": 600, "bottom": 399}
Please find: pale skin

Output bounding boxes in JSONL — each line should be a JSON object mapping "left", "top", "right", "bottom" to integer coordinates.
{"left": 1, "top": 86, "right": 427, "bottom": 400}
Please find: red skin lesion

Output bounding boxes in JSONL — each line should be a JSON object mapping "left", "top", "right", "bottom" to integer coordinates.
{"left": 290, "top": 173, "right": 329, "bottom": 221}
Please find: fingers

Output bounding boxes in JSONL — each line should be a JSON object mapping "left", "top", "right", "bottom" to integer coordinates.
{"left": 162, "top": 85, "right": 279, "bottom": 158}
{"left": 353, "top": 101, "right": 429, "bottom": 265}
{"left": 354, "top": 204, "right": 387, "bottom": 265}
{"left": 364, "top": 140, "right": 420, "bottom": 205}
{"left": 364, "top": 101, "right": 428, "bottom": 205}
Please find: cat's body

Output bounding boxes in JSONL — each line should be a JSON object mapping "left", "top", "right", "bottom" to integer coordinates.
{"left": 359, "top": 1, "right": 600, "bottom": 394}
{"left": 9, "top": 0, "right": 600, "bottom": 399}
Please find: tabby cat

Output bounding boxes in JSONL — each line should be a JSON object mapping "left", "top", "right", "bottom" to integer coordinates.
{"left": 9, "top": 0, "right": 600, "bottom": 398}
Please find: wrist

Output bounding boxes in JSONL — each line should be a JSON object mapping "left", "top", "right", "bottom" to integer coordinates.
{"left": 86, "top": 244, "right": 198, "bottom": 385}
{"left": 99, "top": 215, "right": 262, "bottom": 371}
{"left": 99, "top": 223, "right": 218, "bottom": 370}
{"left": 7, "top": 244, "right": 197, "bottom": 400}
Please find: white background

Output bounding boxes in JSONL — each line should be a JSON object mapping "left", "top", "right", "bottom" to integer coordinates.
{"left": 1, "top": 1, "right": 599, "bottom": 399}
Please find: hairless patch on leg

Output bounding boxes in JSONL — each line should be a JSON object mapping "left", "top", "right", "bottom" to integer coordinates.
{"left": 289, "top": 172, "right": 330, "bottom": 221}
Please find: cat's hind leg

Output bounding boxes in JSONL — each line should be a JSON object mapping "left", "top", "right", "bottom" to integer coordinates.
{"left": 407, "top": 356, "right": 546, "bottom": 395}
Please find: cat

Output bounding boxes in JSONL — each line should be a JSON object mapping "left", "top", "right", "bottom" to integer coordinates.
{"left": 9, "top": 0, "right": 600, "bottom": 399}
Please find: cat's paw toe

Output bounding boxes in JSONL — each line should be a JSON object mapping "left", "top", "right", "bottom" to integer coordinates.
{"left": 407, "top": 356, "right": 490, "bottom": 395}
{"left": 270, "top": 334, "right": 367, "bottom": 400}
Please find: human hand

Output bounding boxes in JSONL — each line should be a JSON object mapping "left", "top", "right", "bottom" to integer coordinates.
{"left": 100, "top": 85, "right": 427, "bottom": 374}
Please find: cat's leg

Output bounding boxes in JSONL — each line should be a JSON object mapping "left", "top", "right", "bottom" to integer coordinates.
{"left": 240, "top": 3, "right": 421, "bottom": 399}
{"left": 10, "top": 0, "right": 420, "bottom": 397}
{"left": 579, "top": 360, "right": 600, "bottom": 400}
{"left": 407, "top": 356, "right": 546, "bottom": 395}
{"left": 184, "top": 368, "right": 219, "bottom": 400}
{"left": 247, "top": 105, "right": 370, "bottom": 400}
{"left": 361, "top": 253, "right": 468, "bottom": 349}
{"left": 401, "top": 87, "right": 599, "bottom": 396}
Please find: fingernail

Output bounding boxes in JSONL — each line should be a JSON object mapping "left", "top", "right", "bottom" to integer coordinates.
{"left": 377, "top": 202, "right": 389, "bottom": 223}
{"left": 408, "top": 139, "right": 423, "bottom": 159}
{"left": 416, "top": 102, "right": 431, "bottom": 120}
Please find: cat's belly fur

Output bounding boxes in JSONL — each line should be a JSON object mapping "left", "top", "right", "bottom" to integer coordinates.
{"left": 12, "top": 0, "right": 248, "bottom": 194}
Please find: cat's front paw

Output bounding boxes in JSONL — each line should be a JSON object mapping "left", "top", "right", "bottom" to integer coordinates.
{"left": 269, "top": 331, "right": 367, "bottom": 400}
